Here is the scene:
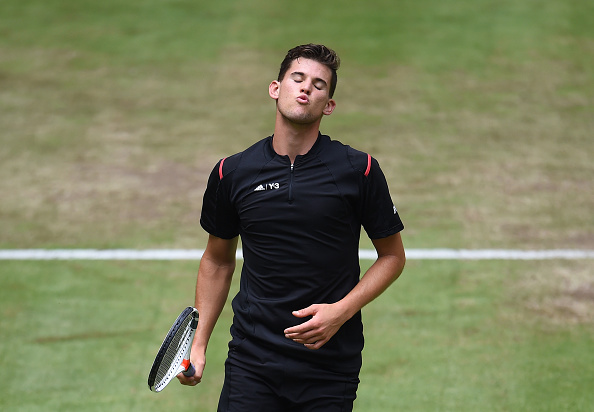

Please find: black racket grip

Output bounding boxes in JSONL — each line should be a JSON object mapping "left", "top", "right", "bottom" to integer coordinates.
{"left": 182, "top": 362, "right": 196, "bottom": 377}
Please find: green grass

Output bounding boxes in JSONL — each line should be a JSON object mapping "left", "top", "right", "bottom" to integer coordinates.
{"left": 0, "top": 0, "right": 593, "bottom": 410}
{"left": 1, "top": 260, "right": 593, "bottom": 411}
{"left": 360, "top": 259, "right": 594, "bottom": 411}
{"left": 0, "top": 261, "right": 227, "bottom": 411}
{"left": 1, "top": 0, "right": 592, "bottom": 249}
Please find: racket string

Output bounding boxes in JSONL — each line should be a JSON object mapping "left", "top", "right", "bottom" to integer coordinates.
{"left": 154, "top": 315, "right": 193, "bottom": 389}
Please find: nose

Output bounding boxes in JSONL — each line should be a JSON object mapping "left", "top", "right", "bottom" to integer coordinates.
{"left": 300, "top": 81, "right": 312, "bottom": 95}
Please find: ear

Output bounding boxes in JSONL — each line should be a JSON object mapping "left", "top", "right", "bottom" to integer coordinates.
{"left": 269, "top": 80, "right": 280, "bottom": 100}
{"left": 322, "top": 98, "right": 336, "bottom": 116}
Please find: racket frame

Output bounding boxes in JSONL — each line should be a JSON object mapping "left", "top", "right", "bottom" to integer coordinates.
{"left": 148, "top": 307, "right": 199, "bottom": 392}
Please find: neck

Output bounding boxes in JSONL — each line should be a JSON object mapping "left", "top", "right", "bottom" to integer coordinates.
{"left": 272, "top": 113, "right": 322, "bottom": 164}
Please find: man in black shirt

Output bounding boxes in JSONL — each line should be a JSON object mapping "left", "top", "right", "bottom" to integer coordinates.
{"left": 178, "top": 44, "right": 406, "bottom": 412}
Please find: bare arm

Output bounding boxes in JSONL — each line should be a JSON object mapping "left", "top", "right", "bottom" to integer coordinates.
{"left": 337, "top": 232, "right": 406, "bottom": 320}
{"left": 284, "top": 232, "right": 405, "bottom": 349}
{"left": 178, "top": 234, "right": 238, "bottom": 385}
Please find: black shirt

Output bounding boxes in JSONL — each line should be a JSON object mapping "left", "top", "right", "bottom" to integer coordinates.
{"left": 200, "top": 134, "right": 404, "bottom": 374}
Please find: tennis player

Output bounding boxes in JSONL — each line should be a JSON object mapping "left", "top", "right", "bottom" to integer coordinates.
{"left": 178, "top": 44, "right": 406, "bottom": 411}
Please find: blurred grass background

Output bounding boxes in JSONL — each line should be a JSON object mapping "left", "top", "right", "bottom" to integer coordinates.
{"left": 1, "top": 0, "right": 593, "bottom": 410}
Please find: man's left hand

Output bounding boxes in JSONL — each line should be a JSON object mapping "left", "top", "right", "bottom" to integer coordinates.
{"left": 283, "top": 303, "right": 348, "bottom": 350}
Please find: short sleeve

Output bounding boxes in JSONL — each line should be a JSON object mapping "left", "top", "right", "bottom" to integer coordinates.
{"left": 199, "top": 160, "right": 240, "bottom": 239}
{"left": 360, "top": 157, "right": 404, "bottom": 239}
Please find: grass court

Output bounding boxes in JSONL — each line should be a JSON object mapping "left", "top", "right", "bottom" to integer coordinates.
{"left": 1, "top": 0, "right": 593, "bottom": 410}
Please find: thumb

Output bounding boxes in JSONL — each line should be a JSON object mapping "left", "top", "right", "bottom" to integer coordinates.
{"left": 292, "top": 306, "right": 316, "bottom": 318}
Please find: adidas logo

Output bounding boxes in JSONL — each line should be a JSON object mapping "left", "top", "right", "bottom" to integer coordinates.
{"left": 254, "top": 183, "right": 280, "bottom": 192}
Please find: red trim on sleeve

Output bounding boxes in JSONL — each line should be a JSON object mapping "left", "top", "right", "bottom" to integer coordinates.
{"left": 219, "top": 157, "right": 227, "bottom": 180}
{"left": 364, "top": 154, "right": 372, "bottom": 177}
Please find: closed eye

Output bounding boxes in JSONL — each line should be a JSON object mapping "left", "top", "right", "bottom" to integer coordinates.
{"left": 289, "top": 72, "right": 327, "bottom": 90}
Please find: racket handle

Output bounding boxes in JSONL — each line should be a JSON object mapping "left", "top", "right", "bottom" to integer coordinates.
{"left": 182, "top": 362, "right": 195, "bottom": 377}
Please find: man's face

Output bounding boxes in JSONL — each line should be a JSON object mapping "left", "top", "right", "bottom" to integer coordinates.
{"left": 269, "top": 58, "right": 336, "bottom": 125}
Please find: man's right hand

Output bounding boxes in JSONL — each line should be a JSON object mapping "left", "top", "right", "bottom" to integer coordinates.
{"left": 176, "top": 354, "right": 206, "bottom": 386}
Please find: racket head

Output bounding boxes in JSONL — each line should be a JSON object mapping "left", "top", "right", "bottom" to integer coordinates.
{"left": 148, "top": 307, "right": 199, "bottom": 392}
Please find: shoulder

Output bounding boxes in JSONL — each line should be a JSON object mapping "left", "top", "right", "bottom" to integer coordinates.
{"left": 217, "top": 137, "right": 271, "bottom": 180}
{"left": 321, "top": 135, "right": 372, "bottom": 177}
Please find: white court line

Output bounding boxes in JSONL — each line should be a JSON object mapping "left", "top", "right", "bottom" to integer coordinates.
{"left": 0, "top": 249, "right": 593, "bottom": 260}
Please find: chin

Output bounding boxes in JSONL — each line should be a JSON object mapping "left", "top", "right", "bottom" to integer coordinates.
{"left": 281, "top": 111, "right": 322, "bottom": 125}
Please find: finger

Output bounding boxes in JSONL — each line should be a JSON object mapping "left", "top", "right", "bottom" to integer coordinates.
{"left": 292, "top": 305, "right": 316, "bottom": 318}
{"left": 288, "top": 328, "right": 324, "bottom": 343}
{"left": 284, "top": 321, "right": 313, "bottom": 336}
{"left": 285, "top": 326, "right": 319, "bottom": 340}
{"left": 304, "top": 339, "right": 327, "bottom": 350}
{"left": 290, "top": 336, "right": 317, "bottom": 344}
{"left": 177, "top": 375, "right": 201, "bottom": 386}
{"left": 285, "top": 329, "right": 319, "bottom": 341}
{"left": 177, "top": 371, "right": 202, "bottom": 385}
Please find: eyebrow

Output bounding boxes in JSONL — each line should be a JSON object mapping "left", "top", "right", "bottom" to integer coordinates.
{"left": 290, "top": 71, "right": 328, "bottom": 87}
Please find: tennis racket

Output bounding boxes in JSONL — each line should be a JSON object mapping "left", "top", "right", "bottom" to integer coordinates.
{"left": 148, "top": 306, "right": 199, "bottom": 392}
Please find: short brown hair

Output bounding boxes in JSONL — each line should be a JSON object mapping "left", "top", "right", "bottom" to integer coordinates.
{"left": 277, "top": 44, "right": 340, "bottom": 98}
